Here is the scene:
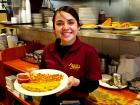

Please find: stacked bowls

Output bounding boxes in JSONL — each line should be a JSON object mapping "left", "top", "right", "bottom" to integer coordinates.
{"left": 41, "top": 9, "right": 54, "bottom": 23}
{"left": 32, "top": 13, "right": 43, "bottom": 23}
{"left": 78, "top": 7, "right": 99, "bottom": 24}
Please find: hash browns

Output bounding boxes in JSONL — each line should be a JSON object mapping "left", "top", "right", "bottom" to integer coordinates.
{"left": 29, "top": 73, "right": 63, "bottom": 83}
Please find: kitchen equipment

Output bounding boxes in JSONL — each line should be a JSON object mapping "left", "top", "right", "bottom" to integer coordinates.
{"left": 128, "top": 77, "right": 140, "bottom": 93}
{"left": 6, "top": 29, "right": 18, "bottom": 48}
{"left": 32, "top": 13, "right": 43, "bottom": 23}
{"left": 30, "top": 0, "right": 43, "bottom": 13}
{"left": 20, "top": 0, "right": 31, "bottom": 23}
{"left": 113, "top": 73, "right": 122, "bottom": 87}
{"left": 98, "top": 10, "right": 106, "bottom": 24}
{"left": 11, "top": 16, "right": 17, "bottom": 23}
{"left": 25, "top": 0, "right": 31, "bottom": 23}
{"left": 99, "top": 53, "right": 111, "bottom": 74}
{"left": 117, "top": 54, "right": 140, "bottom": 84}
{"left": 0, "top": 28, "right": 8, "bottom": 50}
{"left": 78, "top": 7, "right": 99, "bottom": 24}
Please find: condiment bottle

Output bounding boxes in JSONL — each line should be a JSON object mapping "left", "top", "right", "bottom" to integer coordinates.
{"left": 98, "top": 10, "right": 106, "bottom": 24}
{"left": 0, "top": 28, "right": 8, "bottom": 50}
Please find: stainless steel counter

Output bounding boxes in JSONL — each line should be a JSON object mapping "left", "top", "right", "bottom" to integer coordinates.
{"left": 1, "top": 21, "right": 140, "bottom": 42}
{"left": 79, "top": 29, "right": 140, "bottom": 42}
{"left": 17, "top": 25, "right": 140, "bottom": 42}
{"left": 16, "top": 25, "right": 140, "bottom": 58}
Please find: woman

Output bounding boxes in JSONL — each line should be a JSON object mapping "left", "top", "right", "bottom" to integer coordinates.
{"left": 39, "top": 6, "right": 101, "bottom": 105}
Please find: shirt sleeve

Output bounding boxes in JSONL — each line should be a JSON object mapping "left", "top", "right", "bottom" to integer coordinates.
{"left": 71, "top": 78, "right": 99, "bottom": 93}
{"left": 85, "top": 46, "right": 102, "bottom": 80}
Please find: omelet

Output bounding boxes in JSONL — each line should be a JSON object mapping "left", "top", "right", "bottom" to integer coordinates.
{"left": 21, "top": 81, "right": 60, "bottom": 92}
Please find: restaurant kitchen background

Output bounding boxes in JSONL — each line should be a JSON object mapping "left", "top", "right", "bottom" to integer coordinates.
{"left": 51, "top": 0, "right": 140, "bottom": 22}
{"left": 0, "top": 0, "right": 140, "bottom": 22}
{"left": 1, "top": 0, "right": 140, "bottom": 105}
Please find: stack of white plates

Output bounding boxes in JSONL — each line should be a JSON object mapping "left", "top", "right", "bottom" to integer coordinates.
{"left": 41, "top": 10, "right": 54, "bottom": 23}
{"left": 32, "top": 13, "right": 43, "bottom": 23}
{"left": 33, "top": 24, "right": 43, "bottom": 28}
{"left": 78, "top": 7, "right": 99, "bottom": 24}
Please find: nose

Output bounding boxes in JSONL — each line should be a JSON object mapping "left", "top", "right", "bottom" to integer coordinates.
{"left": 62, "top": 23, "right": 69, "bottom": 30}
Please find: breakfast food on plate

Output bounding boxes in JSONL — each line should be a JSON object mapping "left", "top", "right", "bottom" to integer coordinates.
{"left": 18, "top": 73, "right": 63, "bottom": 92}
{"left": 29, "top": 73, "right": 63, "bottom": 83}
{"left": 101, "top": 18, "right": 131, "bottom": 28}
{"left": 112, "top": 22, "right": 131, "bottom": 28}
{"left": 80, "top": 23, "right": 96, "bottom": 28}
{"left": 21, "top": 81, "right": 60, "bottom": 92}
{"left": 120, "top": 22, "right": 131, "bottom": 28}
{"left": 101, "top": 17, "right": 112, "bottom": 26}
{"left": 112, "top": 22, "right": 121, "bottom": 28}
{"left": 17, "top": 73, "right": 30, "bottom": 83}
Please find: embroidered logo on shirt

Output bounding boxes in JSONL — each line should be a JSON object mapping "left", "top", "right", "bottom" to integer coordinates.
{"left": 69, "top": 63, "right": 80, "bottom": 70}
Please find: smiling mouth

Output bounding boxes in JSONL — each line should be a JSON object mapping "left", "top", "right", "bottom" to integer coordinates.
{"left": 62, "top": 32, "right": 72, "bottom": 35}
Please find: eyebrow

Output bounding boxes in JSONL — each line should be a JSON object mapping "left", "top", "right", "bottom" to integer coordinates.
{"left": 56, "top": 19, "right": 75, "bottom": 22}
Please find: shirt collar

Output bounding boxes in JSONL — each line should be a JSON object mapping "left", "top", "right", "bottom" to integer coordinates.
{"left": 49, "top": 37, "right": 82, "bottom": 52}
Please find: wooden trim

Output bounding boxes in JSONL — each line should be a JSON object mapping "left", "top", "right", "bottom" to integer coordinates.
{"left": 7, "top": 89, "right": 34, "bottom": 105}
{"left": 3, "top": 59, "right": 39, "bottom": 72}
{"left": 1, "top": 46, "right": 26, "bottom": 61}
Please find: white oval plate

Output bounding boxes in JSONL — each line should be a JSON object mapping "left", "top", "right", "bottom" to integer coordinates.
{"left": 101, "top": 74, "right": 112, "bottom": 82}
{"left": 80, "top": 25, "right": 98, "bottom": 29}
{"left": 14, "top": 69, "right": 68, "bottom": 96}
{"left": 98, "top": 25, "right": 113, "bottom": 29}
{"left": 99, "top": 80, "right": 127, "bottom": 89}
{"left": 113, "top": 27, "right": 132, "bottom": 30}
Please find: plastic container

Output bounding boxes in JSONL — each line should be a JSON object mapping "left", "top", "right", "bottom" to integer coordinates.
{"left": 16, "top": 73, "right": 30, "bottom": 84}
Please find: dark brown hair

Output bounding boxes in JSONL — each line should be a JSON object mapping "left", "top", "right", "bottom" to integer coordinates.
{"left": 52, "top": 6, "right": 80, "bottom": 29}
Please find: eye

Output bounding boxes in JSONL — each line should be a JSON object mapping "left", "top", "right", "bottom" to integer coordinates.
{"left": 56, "top": 20, "right": 64, "bottom": 26}
{"left": 68, "top": 20, "right": 75, "bottom": 25}
{"left": 56, "top": 22, "right": 64, "bottom": 26}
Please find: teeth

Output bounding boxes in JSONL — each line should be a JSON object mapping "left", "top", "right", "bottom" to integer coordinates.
{"left": 64, "top": 32, "right": 71, "bottom": 33}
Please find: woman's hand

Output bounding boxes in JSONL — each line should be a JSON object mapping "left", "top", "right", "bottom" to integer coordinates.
{"left": 56, "top": 76, "right": 80, "bottom": 96}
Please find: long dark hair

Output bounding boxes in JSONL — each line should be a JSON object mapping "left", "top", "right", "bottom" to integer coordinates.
{"left": 53, "top": 6, "right": 80, "bottom": 29}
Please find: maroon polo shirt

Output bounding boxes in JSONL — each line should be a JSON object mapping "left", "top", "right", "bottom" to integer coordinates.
{"left": 41, "top": 37, "right": 101, "bottom": 98}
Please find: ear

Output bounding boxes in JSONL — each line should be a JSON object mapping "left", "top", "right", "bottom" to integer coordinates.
{"left": 79, "top": 23, "right": 82, "bottom": 29}
{"left": 77, "top": 26, "right": 80, "bottom": 30}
